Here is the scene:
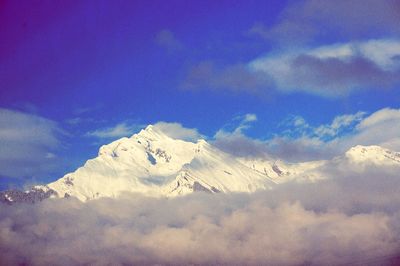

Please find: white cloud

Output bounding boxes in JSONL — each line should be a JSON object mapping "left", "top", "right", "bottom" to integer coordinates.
{"left": 249, "top": 0, "right": 400, "bottom": 44}
{"left": 86, "top": 121, "right": 202, "bottom": 142}
{"left": 249, "top": 39, "right": 400, "bottom": 97}
{"left": 242, "top": 113, "right": 257, "bottom": 123}
{"left": 65, "top": 117, "right": 83, "bottom": 125}
{"left": 2, "top": 110, "right": 400, "bottom": 265}
{"left": 314, "top": 112, "right": 366, "bottom": 138}
{"left": 214, "top": 107, "right": 400, "bottom": 161}
{"left": 215, "top": 113, "right": 258, "bottom": 139}
{"left": 213, "top": 114, "right": 268, "bottom": 158}
{"left": 183, "top": 39, "right": 400, "bottom": 98}
{"left": 339, "top": 108, "right": 400, "bottom": 151}
{"left": 357, "top": 108, "right": 400, "bottom": 129}
{"left": 272, "top": 108, "right": 400, "bottom": 160}
{"left": 2, "top": 167, "right": 400, "bottom": 265}
{"left": 184, "top": 0, "right": 400, "bottom": 98}
{"left": 153, "top": 122, "right": 202, "bottom": 142}
{"left": 0, "top": 108, "right": 62, "bottom": 178}
{"left": 308, "top": 40, "right": 400, "bottom": 70}
{"left": 86, "top": 122, "right": 141, "bottom": 139}
{"left": 72, "top": 104, "right": 103, "bottom": 115}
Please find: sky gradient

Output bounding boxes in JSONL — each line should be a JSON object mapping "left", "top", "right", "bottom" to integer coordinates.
{"left": 1, "top": 0, "right": 400, "bottom": 188}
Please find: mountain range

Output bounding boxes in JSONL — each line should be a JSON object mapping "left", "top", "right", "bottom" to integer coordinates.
{"left": 2, "top": 125, "right": 400, "bottom": 203}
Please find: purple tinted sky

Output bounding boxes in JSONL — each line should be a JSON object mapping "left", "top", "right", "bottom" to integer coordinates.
{"left": 0, "top": 0, "right": 399, "bottom": 187}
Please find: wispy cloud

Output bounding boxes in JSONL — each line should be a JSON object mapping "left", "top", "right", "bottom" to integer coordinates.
{"left": 153, "top": 122, "right": 202, "bottom": 142}
{"left": 0, "top": 108, "right": 63, "bottom": 178}
{"left": 213, "top": 113, "right": 268, "bottom": 158}
{"left": 155, "top": 29, "right": 183, "bottom": 52}
{"left": 273, "top": 108, "right": 400, "bottom": 160}
{"left": 249, "top": 0, "right": 400, "bottom": 45}
{"left": 85, "top": 121, "right": 201, "bottom": 142}
{"left": 181, "top": 61, "right": 272, "bottom": 95}
{"left": 72, "top": 104, "right": 103, "bottom": 115}
{"left": 215, "top": 113, "right": 258, "bottom": 137}
{"left": 280, "top": 111, "right": 366, "bottom": 140}
{"left": 214, "top": 107, "right": 400, "bottom": 161}
{"left": 86, "top": 122, "right": 142, "bottom": 139}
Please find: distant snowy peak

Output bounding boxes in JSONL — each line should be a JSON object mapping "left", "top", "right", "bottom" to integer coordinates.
{"left": 344, "top": 145, "right": 400, "bottom": 165}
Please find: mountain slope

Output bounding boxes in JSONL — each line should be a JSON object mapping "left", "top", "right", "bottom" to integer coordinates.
{"left": 44, "top": 125, "right": 277, "bottom": 201}
{"left": 164, "top": 140, "right": 276, "bottom": 196}
{"left": 344, "top": 145, "right": 400, "bottom": 165}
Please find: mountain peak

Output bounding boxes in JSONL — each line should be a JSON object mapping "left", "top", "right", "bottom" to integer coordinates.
{"left": 136, "top": 124, "right": 169, "bottom": 140}
{"left": 346, "top": 145, "right": 386, "bottom": 155}
{"left": 345, "top": 145, "right": 400, "bottom": 164}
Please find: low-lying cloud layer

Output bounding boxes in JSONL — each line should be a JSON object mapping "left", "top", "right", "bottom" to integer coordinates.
{"left": 1, "top": 163, "right": 400, "bottom": 265}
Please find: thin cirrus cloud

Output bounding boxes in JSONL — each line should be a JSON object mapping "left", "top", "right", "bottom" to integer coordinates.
{"left": 0, "top": 108, "right": 63, "bottom": 178}
{"left": 215, "top": 113, "right": 258, "bottom": 138}
{"left": 181, "top": 61, "right": 272, "bottom": 95}
{"left": 86, "top": 122, "right": 143, "bottom": 139}
{"left": 267, "top": 107, "right": 400, "bottom": 161}
{"left": 155, "top": 29, "right": 183, "bottom": 52}
{"left": 213, "top": 107, "right": 400, "bottom": 161}
{"left": 249, "top": 0, "right": 400, "bottom": 44}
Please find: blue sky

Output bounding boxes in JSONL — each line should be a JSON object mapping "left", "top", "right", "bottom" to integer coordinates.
{"left": 1, "top": 0, "right": 400, "bottom": 188}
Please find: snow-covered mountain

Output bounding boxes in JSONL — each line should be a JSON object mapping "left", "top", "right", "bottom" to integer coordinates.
{"left": 344, "top": 145, "right": 400, "bottom": 165}
{"left": 38, "top": 125, "right": 278, "bottom": 201}
{"left": 2, "top": 125, "right": 400, "bottom": 203}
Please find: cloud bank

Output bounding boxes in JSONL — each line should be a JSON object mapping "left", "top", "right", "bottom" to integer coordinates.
{"left": 1, "top": 164, "right": 400, "bottom": 265}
